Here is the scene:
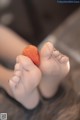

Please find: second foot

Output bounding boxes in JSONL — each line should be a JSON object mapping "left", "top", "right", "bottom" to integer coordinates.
{"left": 39, "top": 42, "right": 70, "bottom": 98}
{"left": 9, "top": 55, "right": 41, "bottom": 109}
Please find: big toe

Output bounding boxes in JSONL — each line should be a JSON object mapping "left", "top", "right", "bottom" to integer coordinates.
{"left": 40, "top": 42, "right": 53, "bottom": 59}
{"left": 16, "top": 55, "right": 34, "bottom": 70}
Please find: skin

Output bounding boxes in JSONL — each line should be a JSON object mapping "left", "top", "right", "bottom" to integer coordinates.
{"left": 9, "top": 42, "right": 70, "bottom": 109}
{"left": 0, "top": 26, "right": 41, "bottom": 109}
{"left": 39, "top": 42, "right": 70, "bottom": 98}
{"left": 0, "top": 26, "right": 70, "bottom": 109}
{"left": 9, "top": 55, "right": 41, "bottom": 109}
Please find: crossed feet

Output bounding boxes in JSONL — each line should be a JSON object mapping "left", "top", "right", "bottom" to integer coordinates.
{"left": 9, "top": 42, "right": 70, "bottom": 109}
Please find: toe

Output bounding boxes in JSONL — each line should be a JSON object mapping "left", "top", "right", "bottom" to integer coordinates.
{"left": 53, "top": 50, "right": 60, "bottom": 57}
{"left": 14, "top": 71, "right": 22, "bottom": 78}
{"left": 57, "top": 54, "right": 63, "bottom": 61}
{"left": 11, "top": 76, "right": 20, "bottom": 83}
{"left": 40, "top": 42, "right": 53, "bottom": 59}
{"left": 9, "top": 77, "right": 25, "bottom": 98}
{"left": 14, "top": 63, "right": 22, "bottom": 71}
{"left": 17, "top": 55, "right": 35, "bottom": 70}
{"left": 9, "top": 79, "right": 16, "bottom": 90}
{"left": 9, "top": 76, "right": 20, "bottom": 93}
{"left": 60, "top": 56, "right": 69, "bottom": 64}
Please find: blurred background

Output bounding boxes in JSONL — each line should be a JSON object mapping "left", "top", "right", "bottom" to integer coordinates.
{"left": 0, "top": 0, "right": 80, "bottom": 45}
{"left": 0, "top": 0, "right": 80, "bottom": 120}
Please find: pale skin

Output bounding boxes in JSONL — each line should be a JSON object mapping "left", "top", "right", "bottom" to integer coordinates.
{"left": 39, "top": 42, "right": 70, "bottom": 98}
{"left": 0, "top": 26, "right": 70, "bottom": 109}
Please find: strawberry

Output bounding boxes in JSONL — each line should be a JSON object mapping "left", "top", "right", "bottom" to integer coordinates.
{"left": 22, "top": 45, "right": 40, "bottom": 66}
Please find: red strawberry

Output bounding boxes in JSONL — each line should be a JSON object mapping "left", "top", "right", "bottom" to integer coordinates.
{"left": 22, "top": 45, "right": 40, "bottom": 66}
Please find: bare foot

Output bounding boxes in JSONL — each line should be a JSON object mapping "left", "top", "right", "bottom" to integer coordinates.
{"left": 39, "top": 42, "right": 70, "bottom": 98}
{"left": 9, "top": 55, "right": 41, "bottom": 109}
